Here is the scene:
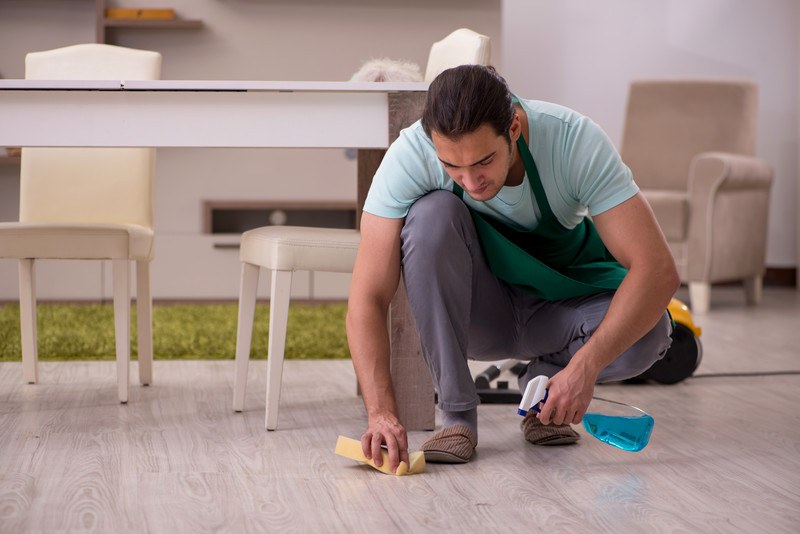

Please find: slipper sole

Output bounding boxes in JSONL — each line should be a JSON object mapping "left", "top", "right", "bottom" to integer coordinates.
{"left": 422, "top": 449, "right": 472, "bottom": 463}
{"left": 420, "top": 423, "right": 477, "bottom": 463}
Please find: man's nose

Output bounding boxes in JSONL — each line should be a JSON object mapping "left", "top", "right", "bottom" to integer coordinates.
{"left": 461, "top": 169, "right": 482, "bottom": 189}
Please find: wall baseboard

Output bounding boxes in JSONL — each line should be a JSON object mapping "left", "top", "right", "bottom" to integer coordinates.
{"left": 764, "top": 267, "right": 797, "bottom": 287}
{"left": 712, "top": 268, "right": 797, "bottom": 288}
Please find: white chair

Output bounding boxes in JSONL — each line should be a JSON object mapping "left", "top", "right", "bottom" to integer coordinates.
{"left": 232, "top": 227, "right": 360, "bottom": 429}
{"left": 233, "top": 29, "right": 492, "bottom": 429}
{"left": 424, "top": 28, "right": 491, "bottom": 82}
{"left": 0, "top": 43, "right": 161, "bottom": 403}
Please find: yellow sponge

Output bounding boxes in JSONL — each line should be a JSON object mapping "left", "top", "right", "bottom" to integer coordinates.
{"left": 335, "top": 435, "right": 425, "bottom": 475}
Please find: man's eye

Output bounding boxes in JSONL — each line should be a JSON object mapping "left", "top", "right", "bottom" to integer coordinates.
{"left": 479, "top": 159, "right": 493, "bottom": 167}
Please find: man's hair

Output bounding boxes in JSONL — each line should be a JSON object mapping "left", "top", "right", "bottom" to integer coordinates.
{"left": 421, "top": 64, "right": 515, "bottom": 142}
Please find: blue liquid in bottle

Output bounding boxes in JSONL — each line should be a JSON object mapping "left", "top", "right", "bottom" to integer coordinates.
{"left": 582, "top": 413, "right": 654, "bottom": 452}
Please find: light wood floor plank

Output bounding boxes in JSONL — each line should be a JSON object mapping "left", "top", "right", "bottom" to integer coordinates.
{"left": 0, "top": 288, "right": 798, "bottom": 533}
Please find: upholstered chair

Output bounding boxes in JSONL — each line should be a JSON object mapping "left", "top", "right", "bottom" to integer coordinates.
{"left": 620, "top": 81, "right": 774, "bottom": 314}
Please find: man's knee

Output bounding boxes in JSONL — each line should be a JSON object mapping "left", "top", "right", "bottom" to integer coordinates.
{"left": 402, "top": 190, "right": 472, "bottom": 251}
{"left": 406, "top": 189, "right": 467, "bottom": 223}
{"left": 599, "top": 312, "right": 673, "bottom": 382}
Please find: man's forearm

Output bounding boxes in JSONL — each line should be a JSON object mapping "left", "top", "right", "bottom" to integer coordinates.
{"left": 346, "top": 302, "right": 398, "bottom": 417}
{"left": 571, "top": 263, "right": 679, "bottom": 376}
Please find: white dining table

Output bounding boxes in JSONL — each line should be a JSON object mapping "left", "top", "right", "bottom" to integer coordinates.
{"left": 0, "top": 79, "right": 422, "bottom": 148}
{"left": 0, "top": 79, "right": 435, "bottom": 430}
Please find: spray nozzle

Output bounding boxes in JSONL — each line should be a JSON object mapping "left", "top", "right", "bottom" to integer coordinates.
{"left": 517, "top": 374, "right": 549, "bottom": 416}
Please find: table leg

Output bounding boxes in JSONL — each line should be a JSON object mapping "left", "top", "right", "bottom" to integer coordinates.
{"left": 389, "top": 277, "right": 435, "bottom": 430}
{"left": 356, "top": 149, "right": 435, "bottom": 431}
{"left": 355, "top": 91, "right": 434, "bottom": 431}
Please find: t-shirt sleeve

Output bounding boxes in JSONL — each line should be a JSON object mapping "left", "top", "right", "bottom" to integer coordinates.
{"left": 563, "top": 116, "right": 639, "bottom": 216}
{"left": 363, "top": 125, "right": 446, "bottom": 219}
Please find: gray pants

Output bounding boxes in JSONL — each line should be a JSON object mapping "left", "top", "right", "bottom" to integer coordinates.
{"left": 400, "top": 191, "right": 673, "bottom": 412}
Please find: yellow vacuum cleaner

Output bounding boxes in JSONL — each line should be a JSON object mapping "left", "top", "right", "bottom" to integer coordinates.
{"left": 636, "top": 297, "right": 703, "bottom": 384}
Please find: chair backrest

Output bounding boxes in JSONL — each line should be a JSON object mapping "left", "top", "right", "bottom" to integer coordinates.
{"left": 20, "top": 44, "right": 162, "bottom": 228}
{"left": 620, "top": 80, "right": 758, "bottom": 191}
{"left": 424, "top": 28, "right": 491, "bottom": 82}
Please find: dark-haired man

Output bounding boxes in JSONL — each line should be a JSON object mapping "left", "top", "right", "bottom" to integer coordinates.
{"left": 346, "top": 65, "right": 678, "bottom": 471}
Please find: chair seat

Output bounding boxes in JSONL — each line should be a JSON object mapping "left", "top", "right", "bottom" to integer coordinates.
{"left": 640, "top": 190, "right": 688, "bottom": 241}
{"left": 240, "top": 226, "right": 360, "bottom": 272}
{"left": 0, "top": 222, "right": 154, "bottom": 260}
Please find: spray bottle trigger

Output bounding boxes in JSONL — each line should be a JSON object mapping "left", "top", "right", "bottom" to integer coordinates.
{"left": 532, "top": 388, "right": 549, "bottom": 413}
{"left": 517, "top": 375, "right": 549, "bottom": 416}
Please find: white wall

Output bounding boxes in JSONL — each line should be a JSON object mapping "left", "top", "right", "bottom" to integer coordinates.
{"left": 502, "top": 0, "right": 798, "bottom": 268}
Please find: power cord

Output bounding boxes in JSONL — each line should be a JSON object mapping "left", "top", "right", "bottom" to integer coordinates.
{"left": 690, "top": 370, "right": 800, "bottom": 378}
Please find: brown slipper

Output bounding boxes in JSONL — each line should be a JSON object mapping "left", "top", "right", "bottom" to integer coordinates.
{"left": 420, "top": 424, "right": 477, "bottom": 463}
{"left": 521, "top": 412, "right": 581, "bottom": 446}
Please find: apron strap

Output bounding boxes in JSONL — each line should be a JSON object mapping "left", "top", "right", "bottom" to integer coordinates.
{"left": 516, "top": 135, "right": 555, "bottom": 221}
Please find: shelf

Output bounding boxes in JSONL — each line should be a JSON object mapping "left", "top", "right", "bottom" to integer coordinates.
{"left": 95, "top": 1, "right": 203, "bottom": 43}
{"left": 103, "top": 18, "right": 203, "bottom": 30}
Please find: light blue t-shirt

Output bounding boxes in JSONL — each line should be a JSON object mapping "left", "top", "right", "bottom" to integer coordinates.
{"left": 363, "top": 98, "right": 638, "bottom": 231}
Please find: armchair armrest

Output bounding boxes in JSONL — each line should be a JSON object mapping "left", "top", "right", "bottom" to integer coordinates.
{"left": 689, "top": 152, "right": 773, "bottom": 193}
{"left": 685, "top": 152, "right": 774, "bottom": 282}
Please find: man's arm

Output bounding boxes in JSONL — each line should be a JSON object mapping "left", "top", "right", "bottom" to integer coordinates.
{"left": 539, "top": 193, "right": 680, "bottom": 425}
{"left": 345, "top": 211, "right": 406, "bottom": 471}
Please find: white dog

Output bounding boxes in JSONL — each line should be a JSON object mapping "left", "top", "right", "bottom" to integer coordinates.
{"left": 350, "top": 58, "right": 423, "bottom": 82}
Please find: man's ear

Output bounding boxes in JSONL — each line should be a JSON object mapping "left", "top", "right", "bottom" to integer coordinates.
{"left": 509, "top": 113, "right": 522, "bottom": 142}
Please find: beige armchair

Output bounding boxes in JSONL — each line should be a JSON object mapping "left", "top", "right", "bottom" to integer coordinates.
{"left": 620, "top": 80, "right": 774, "bottom": 314}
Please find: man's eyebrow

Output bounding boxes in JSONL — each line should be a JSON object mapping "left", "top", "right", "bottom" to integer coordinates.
{"left": 438, "top": 152, "right": 496, "bottom": 168}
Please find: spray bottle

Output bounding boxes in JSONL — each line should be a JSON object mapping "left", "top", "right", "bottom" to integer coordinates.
{"left": 518, "top": 375, "right": 654, "bottom": 452}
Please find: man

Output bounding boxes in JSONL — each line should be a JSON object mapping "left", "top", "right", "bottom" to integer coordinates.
{"left": 346, "top": 65, "right": 678, "bottom": 471}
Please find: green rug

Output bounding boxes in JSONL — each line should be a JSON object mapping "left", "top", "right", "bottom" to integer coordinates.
{"left": 0, "top": 302, "right": 350, "bottom": 361}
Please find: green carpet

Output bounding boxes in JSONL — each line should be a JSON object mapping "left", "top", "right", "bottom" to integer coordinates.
{"left": 0, "top": 302, "right": 350, "bottom": 361}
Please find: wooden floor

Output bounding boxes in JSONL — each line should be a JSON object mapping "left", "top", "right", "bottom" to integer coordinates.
{"left": 1, "top": 287, "right": 798, "bottom": 533}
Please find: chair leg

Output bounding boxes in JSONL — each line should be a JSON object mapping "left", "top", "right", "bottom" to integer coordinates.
{"left": 688, "top": 281, "right": 711, "bottom": 315}
{"left": 112, "top": 259, "right": 131, "bottom": 404}
{"left": 266, "top": 269, "right": 293, "bottom": 431}
{"left": 18, "top": 259, "right": 38, "bottom": 384}
{"left": 136, "top": 260, "right": 153, "bottom": 386}
{"left": 743, "top": 275, "right": 763, "bottom": 306}
{"left": 233, "top": 262, "right": 260, "bottom": 413}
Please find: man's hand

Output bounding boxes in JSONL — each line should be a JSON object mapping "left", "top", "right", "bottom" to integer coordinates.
{"left": 537, "top": 360, "right": 598, "bottom": 426}
{"left": 361, "top": 412, "right": 409, "bottom": 473}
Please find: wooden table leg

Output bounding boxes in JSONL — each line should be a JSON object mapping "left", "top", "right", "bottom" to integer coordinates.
{"left": 388, "top": 277, "right": 435, "bottom": 430}
{"left": 355, "top": 91, "right": 435, "bottom": 431}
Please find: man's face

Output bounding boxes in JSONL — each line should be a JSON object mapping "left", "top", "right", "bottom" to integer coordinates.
{"left": 431, "top": 123, "right": 516, "bottom": 202}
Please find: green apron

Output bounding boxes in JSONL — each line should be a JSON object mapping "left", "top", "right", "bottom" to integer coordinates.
{"left": 452, "top": 136, "right": 628, "bottom": 301}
